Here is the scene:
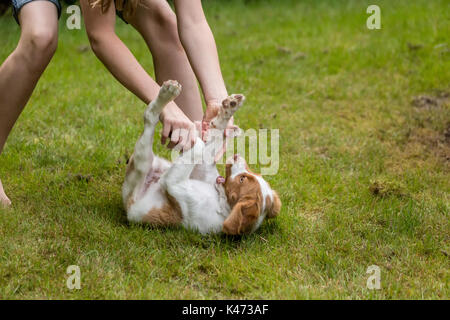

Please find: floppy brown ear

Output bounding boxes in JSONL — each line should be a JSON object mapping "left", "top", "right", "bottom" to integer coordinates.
{"left": 267, "top": 191, "right": 281, "bottom": 218}
{"left": 222, "top": 199, "right": 260, "bottom": 235}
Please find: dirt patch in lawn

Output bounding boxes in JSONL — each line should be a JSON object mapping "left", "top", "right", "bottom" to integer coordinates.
{"left": 404, "top": 125, "right": 450, "bottom": 162}
{"left": 383, "top": 91, "right": 450, "bottom": 172}
{"left": 411, "top": 91, "right": 449, "bottom": 110}
{"left": 406, "top": 91, "right": 450, "bottom": 162}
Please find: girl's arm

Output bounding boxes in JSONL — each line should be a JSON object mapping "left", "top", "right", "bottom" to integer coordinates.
{"left": 80, "top": 0, "right": 197, "bottom": 150}
{"left": 174, "top": 0, "right": 230, "bottom": 120}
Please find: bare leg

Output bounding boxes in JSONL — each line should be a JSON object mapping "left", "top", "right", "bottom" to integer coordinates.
{"left": 80, "top": 0, "right": 197, "bottom": 150}
{"left": 127, "top": 0, "right": 203, "bottom": 122}
{"left": 0, "top": 2, "right": 58, "bottom": 207}
{"left": 123, "top": 80, "right": 182, "bottom": 205}
{"left": 0, "top": 179, "right": 10, "bottom": 207}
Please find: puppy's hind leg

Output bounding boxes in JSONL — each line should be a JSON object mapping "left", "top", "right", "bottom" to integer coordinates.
{"left": 122, "top": 80, "right": 182, "bottom": 207}
{"left": 160, "top": 137, "right": 205, "bottom": 190}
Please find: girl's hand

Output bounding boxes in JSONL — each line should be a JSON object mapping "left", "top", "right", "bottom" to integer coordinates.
{"left": 203, "top": 100, "right": 240, "bottom": 162}
{"left": 160, "top": 102, "right": 198, "bottom": 152}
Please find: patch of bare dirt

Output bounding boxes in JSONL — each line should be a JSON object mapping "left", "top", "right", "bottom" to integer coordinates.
{"left": 404, "top": 125, "right": 450, "bottom": 163}
{"left": 404, "top": 91, "right": 450, "bottom": 163}
{"left": 411, "top": 91, "right": 449, "bottom": 109}
{"left": 384, "top": 91, "right": 450, "bottom": 172}
{"left": 407, "top": 42, "right": 424, "bottom": 51}
{"left": 276, "top": 46, "right": 307, "bottom": 60}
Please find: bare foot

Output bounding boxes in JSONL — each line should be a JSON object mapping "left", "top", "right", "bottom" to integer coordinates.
{"left": 0, "top": 179, "right": 11, "bottom": 207}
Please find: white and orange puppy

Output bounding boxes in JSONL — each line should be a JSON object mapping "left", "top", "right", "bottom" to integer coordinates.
{"left": 123, "top": 80, "right": 281, "bottom": 235}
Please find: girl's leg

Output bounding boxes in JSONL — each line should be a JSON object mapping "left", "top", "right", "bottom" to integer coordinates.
{"left": 81, "top": 0, "right": 197, "bottom": 150}
{"left": 126, "top": 0, "right": 203, "bottom": 122}
{"left": 0, "top": 179, "right": 10, "bottom": 207}
{"left": 0, "top": 1, "right": 59, "bottom": 206}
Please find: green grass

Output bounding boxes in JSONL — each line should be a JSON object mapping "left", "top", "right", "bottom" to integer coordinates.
{"left": 0, "top": 0, "right": 449, "bottom": 299}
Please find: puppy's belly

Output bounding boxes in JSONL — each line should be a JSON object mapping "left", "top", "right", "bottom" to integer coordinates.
{"left": 141, "top": 156, "right": 171, "bottom": 192}
{"left": 175, "top": 180, "right": 226, "bottom": 234}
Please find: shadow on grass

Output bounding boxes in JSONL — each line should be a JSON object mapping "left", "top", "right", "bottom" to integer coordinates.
{"left": 122, "top": 211, "right": 284, "bottom": 251}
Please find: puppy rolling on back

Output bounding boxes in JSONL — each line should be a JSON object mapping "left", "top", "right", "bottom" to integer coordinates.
{"left": 123, "top": 80, "right": 281, "bottom": 235}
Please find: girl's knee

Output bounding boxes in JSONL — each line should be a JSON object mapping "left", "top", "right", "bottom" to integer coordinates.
{"left": 24, "top": 25, "right": 58, "bottom": 58}
{"left": 153, "top": 6, "right": 177, "bottom": 31}
{"left": 139, "top": 0, "right": 179, "bottom": 39}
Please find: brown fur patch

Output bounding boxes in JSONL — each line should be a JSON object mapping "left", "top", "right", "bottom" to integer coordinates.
{"left": 142, "top": 199, "right": 182, "bottom": 227}
{"left": 267, "top": 191, "right": 281, "bottom": 218}
{"left": 265, "top": 195, "right": 272, "bottom": 213}
{"left": 222, "top": 199, "right": 260, "bottom": 235}
{"left": 223, "top": 173, "right": 264, "bottom": 234}
{"left": 141, "top": 190, "right": 182, "bottom": 227}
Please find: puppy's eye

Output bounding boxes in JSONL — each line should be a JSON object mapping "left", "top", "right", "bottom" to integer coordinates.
{"left": 240, "top": 176, "right": 246, "bottom": 183}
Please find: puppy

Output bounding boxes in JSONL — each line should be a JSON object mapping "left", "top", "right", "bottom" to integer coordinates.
{"left": 122, "top": 80, "right": 281, "bottom": 235}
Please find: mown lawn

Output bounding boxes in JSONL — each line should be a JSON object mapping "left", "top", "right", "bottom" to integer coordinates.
{"left": 0, "top": 0, "right": 449, "bottom": 299}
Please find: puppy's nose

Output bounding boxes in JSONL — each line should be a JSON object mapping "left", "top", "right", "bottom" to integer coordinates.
{"left": 233, "top": 154, "right": 240, "bottom": 161}
{"left": 216, "top": 176, "right": 225, "bottom": 184}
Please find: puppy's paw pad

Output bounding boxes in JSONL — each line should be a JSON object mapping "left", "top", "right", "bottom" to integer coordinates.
{"left": 222, "top": 94, "right": 245, "bottom": 112}
{"left": 160, "top": 80, "right": 182, "bottom": 101}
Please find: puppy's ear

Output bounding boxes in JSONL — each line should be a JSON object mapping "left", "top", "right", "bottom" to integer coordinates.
{"left": 267, "top": 191, "right": 281, "bottom": 219}
{"left": 222, "top": 199, "right": 260, "bottom": 235}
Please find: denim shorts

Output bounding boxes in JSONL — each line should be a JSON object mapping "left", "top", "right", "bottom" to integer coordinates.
{"left": 11, "top": 0, "right": 61, "bottom": 25}
{"left": 11, "top": 0, "right": 128, "bottom": 25}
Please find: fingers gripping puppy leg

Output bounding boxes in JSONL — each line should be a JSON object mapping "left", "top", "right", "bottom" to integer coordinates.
{"left": 131, "top": 80, "right": 182, "bottom": 179}
{"left": 124, "top": 81, "right": 181, "bottom": 206}
{"left": 123, "top": 83, "right": 179, "bottom": 198}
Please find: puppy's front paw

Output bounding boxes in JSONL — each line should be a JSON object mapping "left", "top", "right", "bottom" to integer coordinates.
{"left": 222, "top": 94, "right": 245, "bottom": 114}
{"left": 159, "top": 80, "right": 182, "bottom": 103}
{"left": 210, "top": 94, "right": 245, "bottom": 130}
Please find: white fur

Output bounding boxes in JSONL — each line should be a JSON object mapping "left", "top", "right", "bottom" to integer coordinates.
{"left": 159, "top": 137, "right": 231, "bottom": 234}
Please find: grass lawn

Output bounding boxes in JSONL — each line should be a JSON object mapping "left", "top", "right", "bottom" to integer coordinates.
{"left": 0, "top": 0, "right": 449, "bottom": 299}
